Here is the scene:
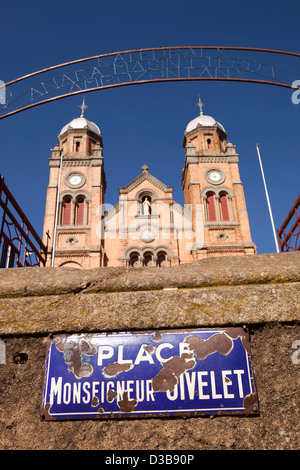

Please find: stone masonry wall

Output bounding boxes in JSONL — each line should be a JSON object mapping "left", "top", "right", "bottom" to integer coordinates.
{"left": 0, "top": 252, "right": 299, "bottom": 450}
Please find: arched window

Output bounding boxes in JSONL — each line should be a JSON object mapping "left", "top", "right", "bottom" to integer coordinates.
{"left": 144, "top": 252, "right": 154, "bottom": 267}
{"left": 75, "top": 196, "right": 85, "bottom": 225}
{"left": 157, "top": 252, "right": 167, "bottom": 267}
{"left": 75, "top": 141, "right": 81, "bottom": 152}
{"left": 59, "top": 261, "right": 82, "bottom": 269}
{"left": 129, "top": 253, "right": 139, "bottom": 268}
{"left": 206, "top": 192, "right": 217, "bottom": 221}
{"left": 219, "top": 192, "right": 230, "bottom": 221}
{"left": 207, "top": 138, "right": 212, "bottom": 149}
{"left": 62, "top": 196, "right": 72, "bottom": 226}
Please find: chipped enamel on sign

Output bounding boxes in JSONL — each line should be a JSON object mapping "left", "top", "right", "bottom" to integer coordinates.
{"left": 40, "top": 328, "right": 259, "bottom": 420}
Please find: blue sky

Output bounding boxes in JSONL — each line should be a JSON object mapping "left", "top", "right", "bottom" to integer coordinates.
{"left": 1, "top": 0, "right": 299, "bottom": 255}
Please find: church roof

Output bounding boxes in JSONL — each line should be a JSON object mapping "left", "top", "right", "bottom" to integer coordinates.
{"left": 59, "top": 98, "right": 101, "bottom": 136}
{"left": 104, "top": 165, "right": 191, "bottom": 224}
{"left": 118, "top": 165, "right": 173, "bottom": 194}
{"left": 59, "top": 117, "right": 101, "bottom": 136}
{"left": 185, "top": 113, "right": 226, "bottom": 134}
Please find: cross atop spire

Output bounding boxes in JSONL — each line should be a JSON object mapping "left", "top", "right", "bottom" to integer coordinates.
{"left": 196, "top": 95, "right": 205, "bottom": 115}
{"left": 79, "top": 97, "right": 88, "bottom": 118}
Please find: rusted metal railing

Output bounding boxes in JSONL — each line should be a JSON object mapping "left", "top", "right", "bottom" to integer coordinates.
{"left": 277, "top": 195, "right": 300, "bottom": 252}
{"left": 0, "top": 175, "right": 48, "bottom": 267}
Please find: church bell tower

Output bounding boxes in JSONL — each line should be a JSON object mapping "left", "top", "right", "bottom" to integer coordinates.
{"left": 181, "top": 98, "right": 256, "bottom": 258}
{"left": 43, "top": 101, "right": 106, "bottom": 268}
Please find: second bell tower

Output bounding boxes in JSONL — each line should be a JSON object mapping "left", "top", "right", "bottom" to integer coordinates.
{"left": 43, "top": 102, "right": 106, "bottom": 268}
{"left": 181, "top": 100, "right": 256, "bottom": 258}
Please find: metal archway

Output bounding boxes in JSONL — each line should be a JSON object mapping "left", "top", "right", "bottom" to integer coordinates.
{"left": 1, "top": 46, "right": 300, "bottom": 120}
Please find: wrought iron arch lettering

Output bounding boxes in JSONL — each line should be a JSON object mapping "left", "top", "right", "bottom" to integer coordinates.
{"left": 1, "top": 46, "right": 300, "bottom": 120}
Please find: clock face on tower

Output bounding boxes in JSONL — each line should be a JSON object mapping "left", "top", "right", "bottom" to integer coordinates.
{"left": 66, "top": 173, "right": 85, "bottom": 188}
{"left": 205, "top": 169, "right": 225, "bottom": 185}
{"left": 70, "top": 175, "right": 82, "bottom": 185}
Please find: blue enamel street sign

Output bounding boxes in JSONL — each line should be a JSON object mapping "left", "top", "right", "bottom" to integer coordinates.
{"left": 40, "top": 327, "right": 259, "bottom": 420}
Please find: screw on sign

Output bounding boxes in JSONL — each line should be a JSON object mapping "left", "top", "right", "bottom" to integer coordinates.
{"left": 41, "top": 328, "right": 259, "bottom": 420}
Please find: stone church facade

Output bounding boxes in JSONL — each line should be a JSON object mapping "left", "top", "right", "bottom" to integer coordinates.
{"left": 42, "top": 103, "right": 256, "bottom": 268}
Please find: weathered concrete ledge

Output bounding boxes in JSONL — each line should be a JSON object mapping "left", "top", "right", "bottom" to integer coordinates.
{"left": 0, "top": 252, "right": 299, "bottom": 450}
{"left": 0, "top": 252, "right": 299, "bottom": 335}
{"left": 0, "top": 251, "right": 299, "bottom": 297}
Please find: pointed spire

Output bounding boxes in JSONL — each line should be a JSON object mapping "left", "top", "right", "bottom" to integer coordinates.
{"left": 196, "top": 95, "right": 205, "bottom": 115}
{"left": 79, "top": 97, "right": 88, "bottom": 118}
